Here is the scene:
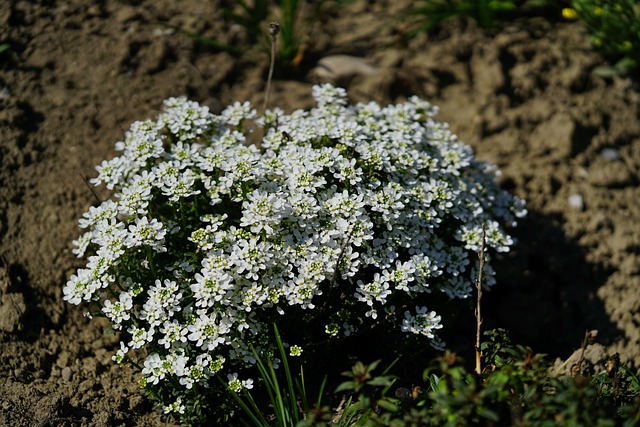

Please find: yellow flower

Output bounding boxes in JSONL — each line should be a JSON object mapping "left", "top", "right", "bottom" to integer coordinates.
{"left": 562, "top": 8, "right": 578, "bottom": 20}
{"left": 594, "top": 6, "right": 603, "bottom": 16}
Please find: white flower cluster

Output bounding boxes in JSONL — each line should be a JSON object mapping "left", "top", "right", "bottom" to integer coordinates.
{"left": 64, "top": 84, "right": 525, "bottom": 411}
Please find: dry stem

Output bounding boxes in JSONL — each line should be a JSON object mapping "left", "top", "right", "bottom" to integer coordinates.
{"left": 475, "top": 224, "right": 486, "bottom": 376}
{"left": 262, "top": 21, "right": 280, "bottom": 115}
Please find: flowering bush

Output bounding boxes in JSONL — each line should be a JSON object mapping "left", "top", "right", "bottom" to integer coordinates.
{"left": 64, "top": 84, "right": 525, "bottom": 423}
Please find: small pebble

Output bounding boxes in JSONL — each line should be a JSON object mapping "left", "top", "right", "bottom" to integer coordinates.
{"left": 575, "top": 166, "right": 589, "bottom": 179}
{"left": 61, "top": 366, "right": 72, "bottom": 382}
{"left": 312, "top": 55, "right": 377, "bottom": 83}
{"left": 600, "top": 148, "right": 620, "bottom": 161}
{"left": 568, "top": 193, "right": 584, "bottom": 211}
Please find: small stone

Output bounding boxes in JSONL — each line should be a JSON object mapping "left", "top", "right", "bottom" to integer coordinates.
{"left": 113, "top": 6, "right": 139, "bottom": 24}
{"left": 575, "top": 166, "right": 589, "bottom": 179}
{"left": 0, "top": 86, "right": 10, "bottom": 100}
{"left": 311, "top": 55, "right": 377, "bottom": 84}
{"left": 152, "top": 27, "right": 174, "bottom": 37}
{"left": 600, "top": 148, "right": 620, "bottom": 161}
{"left": 56, "top": 350, "right": 71, "bottom": 369}
{"left": 61, "top": 367, "right": 72, "bottom": 382}
{"left": 568, "top": 193, "right": 584, "bottom": 210}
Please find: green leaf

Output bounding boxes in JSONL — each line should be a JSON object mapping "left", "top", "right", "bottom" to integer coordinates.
{"left": 367, "top": 376, "right": 394, "bottom": 387}
{"left": 377, "top": 398, "right": 399, "bottom": 412}
{"left": 593, "top": 65, "right": 623, "bottom": 77}
{"left": 335, "top": 381, "right": 357, "bottom": 393}
{"left": 477, "top": 406, "right": 500, "bottom": 421}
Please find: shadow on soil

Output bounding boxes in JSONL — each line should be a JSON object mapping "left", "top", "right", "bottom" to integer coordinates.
{"left": 484, "top": 208, "right": 618, "bottom": 358}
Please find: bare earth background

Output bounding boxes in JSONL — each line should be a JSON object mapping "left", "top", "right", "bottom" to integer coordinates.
{"left": 1, "top": 0, "right": 639, "bottom": 425}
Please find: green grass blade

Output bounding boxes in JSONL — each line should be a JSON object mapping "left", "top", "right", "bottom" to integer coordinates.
{"left": 274, "top": 324, "right": 300, "bottom": 423}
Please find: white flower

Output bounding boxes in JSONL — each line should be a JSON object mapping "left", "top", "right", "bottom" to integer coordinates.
{"left": 179, "top": 353, "right": 214, "bottom": 389}
{"left": 384, "top": 260, "right": 416, "bottom": 292}
{"left": 139, "top": 279, "right": 183, "bottom": 327}
{"left": 63, "top": 269, "right": 92, "bottom": 305}
{"left": 102, "top": 291, "right": 133, "bottom": 329}
{"left": 160, "top": 97, "right": 215, "bottom": 142}
{"left": 117, "top": 183, "right": 151, "bottom": 216}
{"left": 221, "top": 101, "right": 256, "bottom": 127}
{"left": 142, "top": 353, "right": 166, "bottom": 385}
{"left": 160, "top": 168, "right": 201, "bottom": 202}
{"left": 163, "top": 397, "right": 186, "bottom": 415}
{"left": 187, "top": 311, "right": 231, "bottom": 350}
{"left": 112, "top": 341, "right": 129, "bottom": 364}
{"left": 91, "top": 156, "right": 131, "bottom": 190}
{"left": 332, "top": 157, "right": 363, "bottom": 186}
{"left": 191, "top": 269, "right": 233, "bottom": 308}
{"left": 117, "top": 120, "right": 164, "bottom": 167}
{"left": 227, "top": 372, "right": 254, "bottom": 392}
{"left": 401, "top": 306, "right": 443, "bottom": 338}
{"left": 342, "top": 322, "right": 355, "bottom": 337}
{"left": 71, "top": 231, "right": 92, "bottom": 258}
{"left": 158, "top": 319, "right": 188, "bottom": 349}
{"left": 91, "top": 219, "right": 127, "bottom": 261}
{"left": 240, "top": 188, "right": 285, "bottom": 235}
{"left": 126, "top": 216, "right": 166, "bottom": 248}
{"left": 78, "top": 200, "right": 119, "bottom": 229}
{"left": 355, "top": 273, "right": 392, "bottom": 306}
{"left": 127, "top": 325, "right": 155, "bottom": 349}
{"left": 230, "top": 238, "right": 274, "bottom": 281}
{"left": 289, "top": 345, "right": 303, "bottom": 357}
{"left": 312, "top": 83, "right": 348, "bottom": 108}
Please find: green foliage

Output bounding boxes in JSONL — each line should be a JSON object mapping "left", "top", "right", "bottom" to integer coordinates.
{"left": 564, "top": 0, "right": 640, "bottom": 75}
{"left": 279, "top": 0, "right": 302, "bottom": 64}
{"left": 221, "top": 0, "right": 303, "bottom": 62}
{"left": 223, "top": 0, "right": 271, "bottom": 48}
{"left": 320, "top": 329, "right": 640, "bottom": 426}
{"left": 0, "top": 43, "right": 9, "bottom": 54}
{"left": 230, "top": 327, "right": 640, "bottom": 426}
{"left": 232, "top": 324, "right": 320, "bottom": 427}
{"left": 401, "top": 0, "right": 560, "bottom": 40}
{"left": 178, "top": 0, "right": 342, "bottom": 66}
{"left": 406, "top": 0, "right": 518, "bottom": 33}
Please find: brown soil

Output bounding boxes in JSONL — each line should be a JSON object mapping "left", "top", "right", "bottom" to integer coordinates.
{"left": 1, "top": 1, "right": 639, "bottom": 425}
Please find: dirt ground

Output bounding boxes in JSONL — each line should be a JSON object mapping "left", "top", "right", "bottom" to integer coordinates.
{"left": 1, "top": 0, "right": 639, "bottom": 425}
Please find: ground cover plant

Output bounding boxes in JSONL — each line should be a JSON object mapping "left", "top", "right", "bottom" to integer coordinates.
{"left": 231, "top": 327, "right": 640, "bottom": 426}
{"left": 63, "top": 82, "right": 525, "bottom": 423}
{"left": 316, "top": 330, "right": 640, "bottom": 426}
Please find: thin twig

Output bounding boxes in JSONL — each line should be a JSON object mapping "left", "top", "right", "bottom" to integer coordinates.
{"left": 576, "top": 329, "right": 598, "bottom": 375}
{"left": 331, "top": 229, "right": 355, "bottom": 289}
{"left": 321, "top": 229, "right": 354, "bottom": 312}
{"left": 81, "top": 173, "right": 102, "bottom": 204}
{"left": 262, "top": 21, "right": 280, "bottom": 116}
{"left": 475, "top": 224, "right": 486, "bottom": 376}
